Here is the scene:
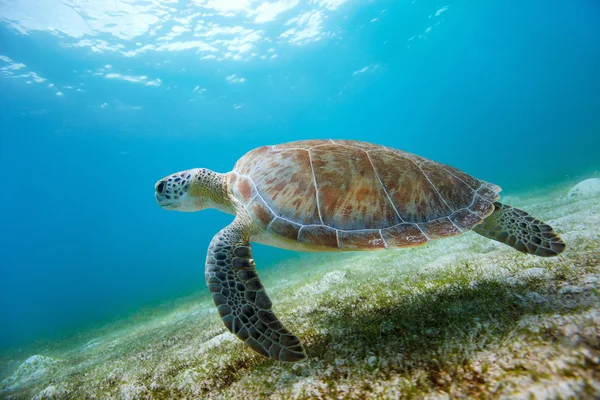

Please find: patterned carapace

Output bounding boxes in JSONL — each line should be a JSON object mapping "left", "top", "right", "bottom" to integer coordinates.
{"left": 228, "top": 139, "right": 500, "bottom": 251}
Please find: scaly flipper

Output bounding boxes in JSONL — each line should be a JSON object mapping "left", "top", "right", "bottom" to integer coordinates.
{"left": 205, "top": 217, "right": 306, "bottom": 361}
{"left": 473, "top": 202, "right": 565, "bottom": 257}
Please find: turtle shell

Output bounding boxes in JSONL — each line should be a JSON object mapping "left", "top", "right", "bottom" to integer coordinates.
{"left": 228, "top": 140, "right": 500, "bottom": 251}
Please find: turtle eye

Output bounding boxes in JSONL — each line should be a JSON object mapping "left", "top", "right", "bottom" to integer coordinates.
{"left": 156, "top": 180, "right": 166, "bottom": 195}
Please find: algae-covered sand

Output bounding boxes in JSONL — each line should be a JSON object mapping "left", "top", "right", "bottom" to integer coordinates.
{"left": 2, "top": 181, "right": 599, "bottom": 399}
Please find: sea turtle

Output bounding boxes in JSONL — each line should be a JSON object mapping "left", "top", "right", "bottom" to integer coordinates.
{"left": 154, "top": 139, "right": 565, "bottom": 362}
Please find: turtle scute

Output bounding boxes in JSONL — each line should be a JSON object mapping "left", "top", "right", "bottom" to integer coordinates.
{"left": 232, "top": 140, "right": 500, "bottom": 250}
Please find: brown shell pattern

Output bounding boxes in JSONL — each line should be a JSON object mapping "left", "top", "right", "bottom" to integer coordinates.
{"left": 232, "top": 140, "right": 500, "bottom": 250}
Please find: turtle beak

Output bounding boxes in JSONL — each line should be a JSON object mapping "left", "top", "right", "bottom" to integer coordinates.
{"left": 155, "top": 192, "right": 170, "bottom": 208}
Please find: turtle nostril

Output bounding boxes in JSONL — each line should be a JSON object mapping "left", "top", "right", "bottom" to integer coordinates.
{"left": 156, "top": 181, "right": 166, "bottom": 195}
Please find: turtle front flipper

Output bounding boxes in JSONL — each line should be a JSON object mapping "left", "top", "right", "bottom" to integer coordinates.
{"left": 473, "top": 202, "right": 566, "bottom": 257}
{"left": 205, "top": 218, "right": 306, "bottom": 362}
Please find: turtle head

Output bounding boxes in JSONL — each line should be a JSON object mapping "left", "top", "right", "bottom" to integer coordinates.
{"left": 155, "top": 168, "right": 230, "bottom": 212}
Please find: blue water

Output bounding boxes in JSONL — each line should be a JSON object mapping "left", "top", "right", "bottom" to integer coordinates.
{"left": 0, "top": 0, "right": 599, "bottom": 350}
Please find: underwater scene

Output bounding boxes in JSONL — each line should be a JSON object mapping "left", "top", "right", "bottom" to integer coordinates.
{"left": 1, "top": 0, "right": 599, "bottom": 398}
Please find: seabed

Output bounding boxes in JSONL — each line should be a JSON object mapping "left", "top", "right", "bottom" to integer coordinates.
{"left": 1, "top": 180, "right": 599, "bottom": 399}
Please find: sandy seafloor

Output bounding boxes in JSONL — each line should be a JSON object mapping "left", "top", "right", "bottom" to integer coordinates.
{"left": 1, "top": 178, "right": 599, "bottom": 399}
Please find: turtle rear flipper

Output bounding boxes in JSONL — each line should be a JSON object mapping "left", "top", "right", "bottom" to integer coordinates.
{"left": 473, "top": 202, "right": 566, "bottom": 257}
{"left": 206, "top": 217, "right": 306, "bottom": 362}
